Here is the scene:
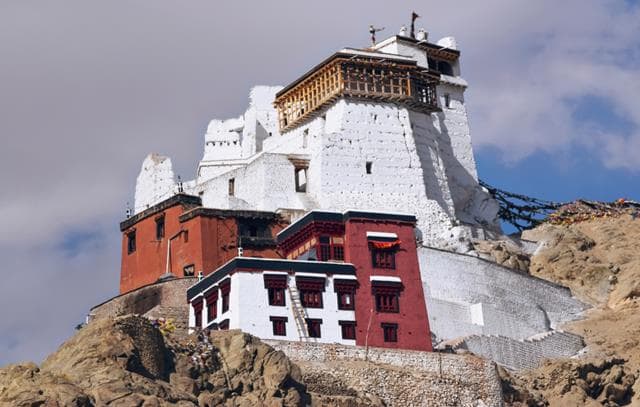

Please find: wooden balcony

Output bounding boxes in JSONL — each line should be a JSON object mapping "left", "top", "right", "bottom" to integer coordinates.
{"left": 274, "top": 52, "right": 440, "bottom": 132}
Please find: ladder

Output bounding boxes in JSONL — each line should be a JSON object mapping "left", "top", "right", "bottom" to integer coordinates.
{"left": 287, "top": 286, "right": 309, "bottom": 341}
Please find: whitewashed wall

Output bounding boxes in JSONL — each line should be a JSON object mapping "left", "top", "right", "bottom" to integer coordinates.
{"left": 189, "top": 271, "right": 356, "bottom": 345}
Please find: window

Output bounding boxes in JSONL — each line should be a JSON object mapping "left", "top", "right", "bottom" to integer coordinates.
{"left": 438, "top": 61, "right": 454, "bottom": 76}
{"left": 127, "top": 231, "right": 136, "bottom": 254}
{"left": 334, "top": 279, "right": 358, "bottom": 310}
{"left": 305, "top": 318, "right": 322, "bottom": 338}
{"left": 270, "top": 316, "right": 288, "bottom": 336}
{"left": 205, "top": 290, "right": 218, "bottom": 323}
{"left": 366, "top": 161, "right": 372, "bottom": 174}
{"left": 372, "top": 282, "right": 403, "bottom": 313}
{"left": 382, "top": 323, "right": 398, "bottom": 342}
{"left": 371, "top": 249, "right": 395, "bottom": 269}
{"left": 264, "top": 275, "right": 287, "bottom": 306}
{"left": 220, "top": 280, "right": 231, "bottom": 313}
{"left": 219, "top": 319, "right": 229, "bottom": 330}
{"left": 193, "top": 300, "right": 203, "bottom": 328}
{"left": 297, "top": 277, "right": 325, "bottom": 308}
{"left": 155, "top": 216, "right": 165, "bottom": 240}
{"left": 444, "top": 93, "right": 451, "bottom": 108}
{"left": 316, "top": 236, "right": 345, "bottom": 262}
{"left": 339, "top": 321, "right": 356, "bottom": 340}
{"left": 295, "top": 167, "right": 307, "bottom": 192}
{"left": 228, "top": 178, "right": 235, "bottom": 196}
{"left": 183, "top": 264, "right": 195, "bottom": 277}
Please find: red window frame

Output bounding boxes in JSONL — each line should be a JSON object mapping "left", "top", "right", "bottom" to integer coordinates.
{"left": 297, "top": 277, "right": 325, "bottom": 308}
{"left": 305, "top": 318, "right": 322, "bottom": 338}
{"left": 220, "top": 280, "right": 231, "bottom": 313}
{"left": 264, "top": 275, "right": 287, "bottom": 306}
{"left": 372, "top": 282, "right": 403, "bottom": 313}
{"left": 339, "top": 321, "right": 356, "bottom": 340}
{"left": 334, "top": 279, "right": 358, "bottom": 310}
{"left": 205, "top": 289, "right": 218, "bottom": 323}
{"left": 270, "top": 316, "right": 288, "bottom": 336}
{"left": 316, "top": 235, "right": 345, "bottom": 262}
{"left": 193, "top": 299, "right": 203, "bottom": 328}
{"left": 382, "top": 323, "right": 398, "bottom": 342}
{"left": 371, "top": 248, "right": 396, "bottom": 269}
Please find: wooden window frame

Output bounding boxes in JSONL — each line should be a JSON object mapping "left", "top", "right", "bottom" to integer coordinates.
{"left": 371, "top": 248, "right": 396, "bottom": 269}
{"left": 297, "top": 277, "right": 325, "bottom": 308}
{"left": 127, "top": 231, "right": 136, "bottom": 254}
{"left": 220, "top": 280, "right": 231, "bottom": 313}
{"left": 193, "top": 299, "right": 203, "bottom": 328}
{"left": 334, "top": 279, "right": 358, "bottom": 311}
{"left": 305, "top": 318, "right": 322, "bottom": 338}
{"left": 339, "top": 321, "right": 356, "bottom": 340}
{"left": 205, "top": 290, "right": 218, "bottom": 323}
{"left": 155, "top": 215, "right": 165, "bottom": 240}
{"left": 270, "top": 316, "right": 288, "bottom": 336}
{"left": 264, "top": 275, "right": 287, "bottom": 307}
{"left": 372, "top": 282, "right": 403, "bottom": 313}
{"left": 382, "top": 323, "right": 398, "bottom": 342}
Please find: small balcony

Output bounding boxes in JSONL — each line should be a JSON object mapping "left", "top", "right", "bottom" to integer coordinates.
{"left": 274, "top": 53, "right": 440, "bottom": 132}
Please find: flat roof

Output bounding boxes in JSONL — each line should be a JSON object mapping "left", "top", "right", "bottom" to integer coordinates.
{"left": 187, "top": 257, "right": 357, "bottom": 300}
{"left": 179, "top": 207, "right": 280, "bottom": 223}
{"left": 120, "top": 194, "right": 201, "bottom": 231}
{"left": 276, "top": 210, "right": 417, "bottom": 244}
{"left": 374, "top": 35, "right": 461, "bottom": 60}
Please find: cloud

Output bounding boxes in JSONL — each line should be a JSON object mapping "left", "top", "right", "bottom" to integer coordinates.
{"left": 0, "top": 0, "right": 638, "bottom": 364}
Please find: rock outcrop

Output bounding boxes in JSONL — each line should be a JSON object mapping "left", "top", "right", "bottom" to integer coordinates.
{"left": 0, "top": 315, "right": 308, "bottom": 406}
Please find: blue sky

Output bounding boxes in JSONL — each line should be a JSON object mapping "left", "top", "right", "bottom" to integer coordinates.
{"left": 0, "top": 0, "right": 639, "bottom": 365}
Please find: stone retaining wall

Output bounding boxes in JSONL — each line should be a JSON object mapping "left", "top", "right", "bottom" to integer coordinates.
{"left": 89, "top": 278, "right": 194, "bottom": 331}
{"left": 266, "top": 340, "right": 504, "bottom": 406}
{"left": 455, "top": 331, "right": 585, "bottom": 371}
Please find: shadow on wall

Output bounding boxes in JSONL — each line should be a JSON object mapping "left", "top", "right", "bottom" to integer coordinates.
{"left": 414, "top": 108, "right": 500, "bottom": 232}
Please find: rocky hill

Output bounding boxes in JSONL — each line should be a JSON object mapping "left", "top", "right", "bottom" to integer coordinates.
{"left": 499, "top": 209, "right": 640, "bottom": 406}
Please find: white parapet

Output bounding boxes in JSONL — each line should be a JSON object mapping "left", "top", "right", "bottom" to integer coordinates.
{"left": 134, "top": 153, "right": 176, "bottom": 213}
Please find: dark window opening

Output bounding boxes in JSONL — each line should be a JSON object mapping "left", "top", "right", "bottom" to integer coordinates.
{"left": 306, "top": 318, "right": 322, "bottom": 338}
{"left": 183, "top": 264, "right": 195, "bottom": 277}
{"left": 438, "top": 61, "right": 454, "bottom": 76}
{"left": 270, "top": 316, "right": 288, "bottom": 336}
{"left": 155, "top": 216, "right": 165, "bottom": 240}
{"left": 219, "top": 319, "right": 229, "bottom": 330}
{"left": 372, "top": 283, "right": 403, "bottom": 313}
{"left": 206, "top": 290, "right": 218, "bottom": 323}
{"left": 295, "top": 167, "right": 307, "bottom": 192}
{"left": 334, "top": 279, "right": 358, "bottom": 310}
{"left": 193, "top": 300, "right": 203, "bottom": 328}
{"left": 264, "top": 274, "right": 287, "bottom": 306}
{"left": 371, "top": 249, "right": 396, "bottom": 269}
{"left": 228, "top": 178, "right": 235, "bottom": 196}
{"left": 375, "top": 293, "right": 399, "bottom": 313}
{"left": 220, "top": 280, "right": 231, "bottom": 313}
{"left": 316, "top": 235, "right": 345, "bottom": 262}
{"left": 339, "top": 321, "right": 356, "bottom": 340}
{"left": 238, "top": 219, "right": 272, "bottom": 241}
{"left": 183, "top": 230, "right": 189, "bottom": 243}
{"left": 366, "top": 161, "right": 373, "bottom": 174}
{"left": 268, "top": 288, "right": 285, "bottom": 306}
{"left": 297, "top": 277, "right": 325, "bottom": 308}
{"left": 301, "top": 290, "right": 323, "bottom": 308}
{"left": 444, "top": 93, "right": 451, "bottom": 108}
{"left": 382, "top": 323, "right": 398, "bottom": 342}
{"left": 127, "top": 231, "right": 136, "bottom": 254}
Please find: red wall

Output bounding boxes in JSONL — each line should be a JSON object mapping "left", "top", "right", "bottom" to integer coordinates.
{"left": 120, "top": 204, "right": 192, "bottom": 294}
{"left": 120, "top": 207, "right": 285, "bottom": 294}
{"left": 344, "top": 219, "right": 432, "bottom": 351}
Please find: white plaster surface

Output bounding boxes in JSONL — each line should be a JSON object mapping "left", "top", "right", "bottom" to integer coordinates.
{"left": 419, "top": 246, "right": 587, "bottom": 341}
{"left": 134, "top": 153, "right": 176, "bottom": 213}
{"left": 188, "top": 271, "right": 356, "bottom": 345}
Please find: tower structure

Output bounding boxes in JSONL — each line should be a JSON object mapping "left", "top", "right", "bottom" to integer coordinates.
{"left": 135, "top": 32, "right": 500, "bottom": 248}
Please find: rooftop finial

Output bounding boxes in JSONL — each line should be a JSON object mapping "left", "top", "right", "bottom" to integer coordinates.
{"left": 410, "top": 11, "right": 420, "bottom": 39}
{"left": 125, "top": 202, "right": 132, "bottom": 219}
{"left": 177, "top": 175, "right": 184, "bottom": 193}
{"left": 369, "top": 24, "right": 385, "bottom": 47}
